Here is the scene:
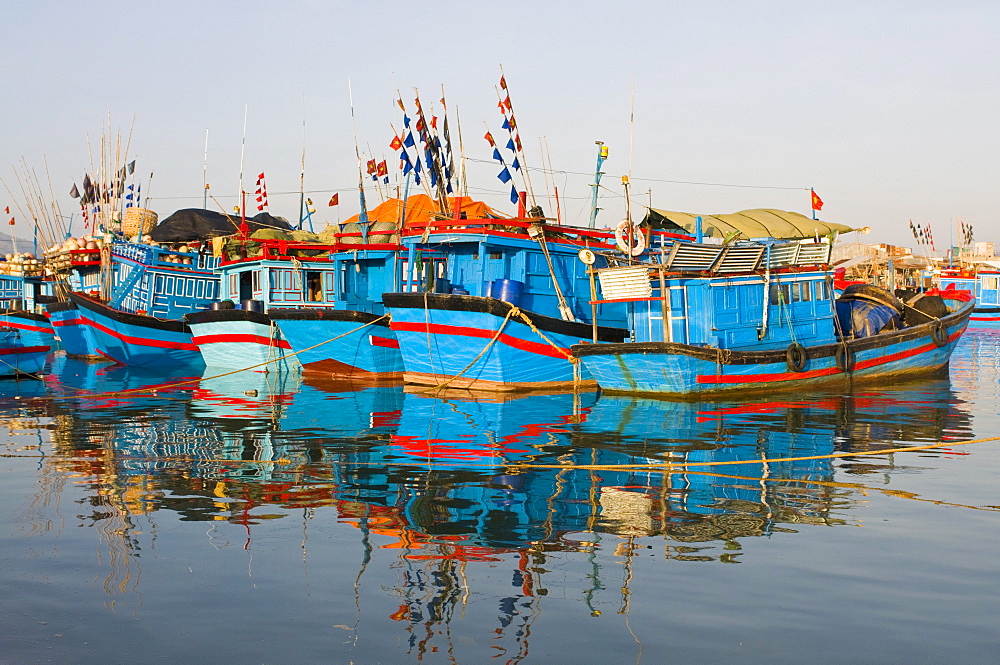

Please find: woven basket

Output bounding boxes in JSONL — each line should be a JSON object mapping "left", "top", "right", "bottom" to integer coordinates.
{"left": 123, "top": 207, "right": 158, "bottom": 236}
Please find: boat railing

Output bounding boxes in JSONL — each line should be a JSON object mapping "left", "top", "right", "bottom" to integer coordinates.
{"left": 219, "top": 238, "right": 402, "bottom": 266}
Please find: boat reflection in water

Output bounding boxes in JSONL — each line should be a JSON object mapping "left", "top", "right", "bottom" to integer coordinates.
{"left": 7, "top": 357, "right": 975, "bottom": 659}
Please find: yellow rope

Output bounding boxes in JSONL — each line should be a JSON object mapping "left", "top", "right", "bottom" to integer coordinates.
{"left": 42, "top": 314, "right": 389, "bottom": 402}
{"left": 420, "top": 306, "right": 519, "bottom": 393}
{"left": 504, "top": 434, "right": 1000, "bottom": 472}
{"left": 510, "top": 309, "right": 577, "bottom": 363}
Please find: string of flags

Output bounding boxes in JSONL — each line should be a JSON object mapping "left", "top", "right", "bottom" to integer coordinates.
{"left": 909, "top": 220, "right": 936, "bottom": 251}
{"left": 255, "top": 173, "right": 268, "bottom": 211}
{"left": 388, "top": 93, "right": 455, "bottom": 197}
{"left": 5, "top": 206, "right": 13, "bottom": 226}
{"left": 959, "top": 220, "right": 974, "bottom": 246}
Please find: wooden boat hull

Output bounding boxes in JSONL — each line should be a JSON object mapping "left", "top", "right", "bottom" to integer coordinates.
{"left": 67, "top": 292, "right": 204, "bottom": 367}
{"left": 572, "top": 301, "right": 974, "bottom": 397}
{"left": 46, "top": 301, "right": 102, "bottom": 358}
{"left": 270, "top": 309, "right": 403, "bottom": 383}
{"left": 384, "top": 292, "right": 627, "bottom": 392}
{"left": 186, "top": 309, "right": 301, "bottom": 373}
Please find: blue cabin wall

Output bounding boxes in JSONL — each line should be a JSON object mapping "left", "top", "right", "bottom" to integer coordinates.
{"left": 629, "top": 272, "right": 837, "bottom": 350}
{"left": 214, "top": 250, "right": 400, "bottom": 315}
{"left": 112, "top": 243, "right": 220, "bottom": 317}
{"left": 416, "top": 237, "right": 627, "bottom": 327}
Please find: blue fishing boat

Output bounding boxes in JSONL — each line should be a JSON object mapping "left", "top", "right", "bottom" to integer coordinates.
{"left": 64, "top": 238, "right": 223, "bottom": 366}
{"left": 58, "top": 208, "right": 302, "bottom": 366}
{"left": 185, "top": 216, "right": 405, "bottom": 379}
{"left": 382, "top": 205, "right": 674, "bottom": 391}
{"left": 0, "top": 257, "right": 57, "bottom": 353}
{"left": 571, "top": 209, "right": 975, "bottom": 397}
{"left": 938, "top": 267, "right": 999, "bottom": 329}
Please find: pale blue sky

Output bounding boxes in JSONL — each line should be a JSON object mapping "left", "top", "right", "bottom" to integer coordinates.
{"left": 3, "top": 1, "right": 998, "bottom": 247}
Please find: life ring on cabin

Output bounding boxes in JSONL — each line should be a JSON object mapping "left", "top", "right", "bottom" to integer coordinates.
{"left": 785, "top": 342, "right": 807, "bottom": 372}
{"left": 835, "top": 344, "right": 855, "bottom": 372}
{"left": 930, "top": 320, "right": 948, "bottom": 347}
{"left": 614, "top": 220, "right": 646, "bottom": 257}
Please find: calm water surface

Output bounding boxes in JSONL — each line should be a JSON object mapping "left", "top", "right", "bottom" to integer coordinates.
{"left": 2, "top": 332, "right": 999, "bottom": 664}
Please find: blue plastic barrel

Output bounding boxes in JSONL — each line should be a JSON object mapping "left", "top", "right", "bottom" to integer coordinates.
{"left": 433, "top": 277, "right": 451, "bottom": 294}
{"left": 483, "top": 280, "right": 495, "bottom": 298}
{"left": 494, "top": 278, "right": 524, "bottom": 306}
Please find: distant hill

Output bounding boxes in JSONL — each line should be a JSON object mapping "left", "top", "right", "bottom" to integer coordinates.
{"left": 0, "top": 233, "right": 41, "bottom": 257}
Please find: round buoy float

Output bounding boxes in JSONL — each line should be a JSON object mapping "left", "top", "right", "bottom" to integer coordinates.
{"left": 614, "top": 219, "right": 646, "bottom": 257}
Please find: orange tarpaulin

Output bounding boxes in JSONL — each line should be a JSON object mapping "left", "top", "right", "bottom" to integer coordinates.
{"left": 340, "top": 194, "right": 509, "bottom": 228}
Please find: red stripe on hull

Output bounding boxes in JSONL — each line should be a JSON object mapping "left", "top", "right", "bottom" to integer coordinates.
{"left": 697, "top": 331, "right": 958, "bottom": 385}
{"left": 390, "top": 321, "right": 571, "bottom": 360}
{"left": 83, "top": 318, "right": 198, "bottom": 351}
{"left": 191, "top": 333, "right": 292, "bottom": 349}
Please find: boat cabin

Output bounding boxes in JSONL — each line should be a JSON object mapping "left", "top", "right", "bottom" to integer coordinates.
{"left": 595, "top": 238, "right": 838, "bottom": 350}
{"left": 110, "top": 241, "right": 221, "bottom": 317}
{"left": 214, "top": 239, "right": 402, "bottom": 315}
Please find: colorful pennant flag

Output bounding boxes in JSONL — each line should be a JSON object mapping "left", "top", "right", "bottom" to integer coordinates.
{"left": 390, "top": 135, "right": 403, "bottom": 151}
{"left": 255, "top": 173, "right": 268, "bottom": 211}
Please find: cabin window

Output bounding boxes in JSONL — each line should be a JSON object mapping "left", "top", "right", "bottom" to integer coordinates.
{"left": 489, "top": 251, "right": 503, "bottom": 260}
{"left": 799, "top": 281, "right": 811, "bottom": 302}
{"left": 814, "top": 280, "right": 829, "bottom": 301}
{"left": 768, "top": 283, "right": 780, "bottom": 305}
{"left": 229, "top": 274, "right": 238, "bottom": 297}
{"left": 252, "top": 271, "right": 261, "bottom": 292}
{"left": 306, "top": 271, "right": 323, "bottom": 301}
{"left": 984, "top": 276, "right": 999, "bottom": 291}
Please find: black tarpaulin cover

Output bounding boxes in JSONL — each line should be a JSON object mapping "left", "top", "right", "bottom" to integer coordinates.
{"left": 148, "top": 209, "right": 293, "bottom": 242}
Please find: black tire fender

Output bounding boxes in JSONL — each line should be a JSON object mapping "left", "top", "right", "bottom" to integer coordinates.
{"left": 930, "top": 320, "right": 948, "bottom": 347}
{"left": 785, "top": 342, "right": 807, "bottom": 372}
{"left": 835, "top": 344, "right": 855, "bottom": 372}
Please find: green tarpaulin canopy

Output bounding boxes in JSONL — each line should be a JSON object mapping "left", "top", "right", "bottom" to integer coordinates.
{"left": 642, "top": 208, "right": 856, "bottom": 240}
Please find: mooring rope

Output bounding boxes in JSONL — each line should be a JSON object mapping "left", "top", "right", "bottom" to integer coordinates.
{"left": 41, "top": 315, "right": 389, "bottom": 402}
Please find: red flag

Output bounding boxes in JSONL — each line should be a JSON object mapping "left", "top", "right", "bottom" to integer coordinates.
{"left": 390, "top": 135, "right": 403, "bottom": 151}
{"left": 500, "top": 75, "right": 507, "bottom": 90}
{"left": 497, "top": 100, "right": 506, "bottom": 114}
{"left": 514, "top": 135, "right": 522, "bottom": 152}
{"left": 257, "top": 172, "right": 265, "bottom": 181}
{"left": 366, "top": 159, "right": 377, "bottom": 175}
{"left": 811, "top": 190, "right": 824, "bottom": 211}
{"left": 503, "top": 95, "right": 511, "bottom": 110}
{"left": 484, "top": 132, "right": 495, "bottom": 146}
{"left": 396, "top": 98, "right": 405, "bottom": 112}
{"left": 431, "top": 116, "right": 438, "bottom": 129}
{"left": 415, "top": 118, "right": 425, "bottom": 132}
{"left": 376, "top": 160, "right": 388, "bottom": 178}
{"left": 8, "top": 217, "right": 14, "bottom": 226}
{"left": 328, "top": 193, "right": 339, "bottom": 206}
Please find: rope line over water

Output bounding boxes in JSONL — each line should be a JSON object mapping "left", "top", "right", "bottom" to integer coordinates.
{"left": 39, "top": 315, "right": 389, "bottom": 403}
